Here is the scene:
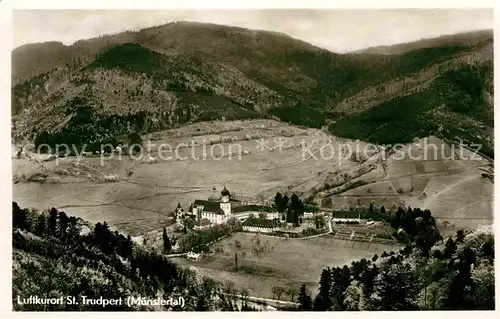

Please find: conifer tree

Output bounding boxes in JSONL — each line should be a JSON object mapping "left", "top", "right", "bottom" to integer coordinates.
{"left": 298, "top": 284, "right": 312, "bottom": 311}
{"left": 314, "top": 268, "right": 333, "bottom": 310}
{"left": 163, "top": 227, "right": 172, "bottom": 253}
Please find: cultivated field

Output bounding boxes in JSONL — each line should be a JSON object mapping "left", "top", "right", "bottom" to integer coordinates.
{"left": 12, "top": 120, "right": 368, "bottom": 234}
{"left": 325, "top": 137, "right": 493, "bottom": 229}
{"left": 172, "top": 232, "right": 398, "bottom": 298}
{"left": 12, "top": 122, "right": 493, "bottom": 235}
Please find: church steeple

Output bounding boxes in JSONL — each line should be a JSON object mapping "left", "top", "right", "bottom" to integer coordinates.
{"left": 220, "top": 185, "right": 231, "bottom": 215}
{"left": 221, "top": 186, "right": 230, "bottom": 197}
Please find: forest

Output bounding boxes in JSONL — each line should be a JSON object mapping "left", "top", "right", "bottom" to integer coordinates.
{"left": 12, "top": 202, "right": 494, "bottom": 311}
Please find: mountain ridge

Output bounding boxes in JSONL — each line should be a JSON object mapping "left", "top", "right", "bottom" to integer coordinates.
{"left": 351, "top": 29, "right": 493, "bottom": 55}
{"left": 11, "top": 22, "right": 494, "bottom": 156}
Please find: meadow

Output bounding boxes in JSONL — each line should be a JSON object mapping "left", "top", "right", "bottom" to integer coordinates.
{"left": 12, "top": 121, "right": 493, "bottom": 236}
{"left": 172, "top": 232, "right": 398, "bottom": 299}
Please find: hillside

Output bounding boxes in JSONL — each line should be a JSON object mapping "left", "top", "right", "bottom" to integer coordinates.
{"left": 353, "top": 30, "right": 493, "bottom": 55}
{"left": 12, "top": 202, "right": 242, "bottom": 311}
{"left": 11, "top": 22, "right": 494, "bottom": 155}
{"left": 329, "top": 40, "right": 494, "bottom": 156}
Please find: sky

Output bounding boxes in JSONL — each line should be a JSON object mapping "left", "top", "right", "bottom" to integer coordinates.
{"left": 13, "top": 9, "right": 493, "bottom": 52}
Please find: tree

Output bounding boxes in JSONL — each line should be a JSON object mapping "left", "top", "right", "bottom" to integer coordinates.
{"left": 122, "top": 235, "right": 133, "bottom": 259}
{"left": 344, "top": 280, "right": 366, "bottom": 310}
{"left": 481, "top": 239, "right": 494, "bottom": 259}
{"left": 34, "top": 213, "right": 46, "bottom": 237}
{"left": 298, "top": 284, "right": 312, "bottom": 311}
{"left": 456, "top": 229, "right": 465, "bottom": 243}
{"left": 47, "top": 207, "right": 58, "bottom": 236}
{"left": 419, "top": 278, "right": 450, "bottom": 310}
{"left": 128, "top": 132, "right": 143, "bottom": 155}
{"left": 290, "top": 194, "right": 303, "bottom": 213}
{"left": 331, "top": 265, "right": 351, "bottom": 310}
{"left": 272, "top": 285, "right": 285, "bottom": 300}
{"left": 67, "top": 216, "right": 80, "bottom": 241}
{"left": 314, "top": 268, "right": 333, "bottom": 310}
{"left": 286, "top": 285, "right": 299, "bottom": 302}
{"left": 234, "top": 252, "right": 238, "bottom": 271}
{"left": 283, "top": 195, "right": 289, "bottom": 210}
{"left": 314, "top": 215, "right": 326, "bottom": 229}
{"left": 380, "top": 206, "right": 386, "bottom": 214}
{"left": 415, "top": 225, "right": 441, "bottom": 256}
{"left": 372, "top": 262, "right": 419, "bottom": 310}
{"left": 447, "top": 247, "right": 476, "bottom": 309}
{"left": 288, "top": 194, "right": 303, "bottom": 226}
{"left": 223, "top": 280, "right": 235, "bottom": 295}
{"left": 184, "top": 218, "right": 195, "bottom": 230}
{"left": 12, "top": 202, "right": 28, "bottom": 230}
{"left": 57, "top": 211, "right": 70, "bottom": 239}
{"left": 239, "top": 288, "right": 250, "bottom": 309}
{"left": 471, "top": 263, "right": 495, "bottom": 310}
{"left": 369, "top": 203, "right": 374, "bottom": 213}
{"left": 396, "top": 229, "right": 411, "bottom": 246}
{"left": 443, "top": 237, "right": 457, "bottom": 259}
{"left": 274, "top": 192, "right": 285, "bottom": 213}
{"left": 163, "top": 227, "right": 172, "bottom": 253}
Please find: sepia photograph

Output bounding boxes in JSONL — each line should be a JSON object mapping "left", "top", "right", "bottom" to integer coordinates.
{"left": 7, "top": 5, "right": 495, "bottom": 312}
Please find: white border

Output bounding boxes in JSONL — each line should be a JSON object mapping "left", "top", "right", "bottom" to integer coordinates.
{"left": 0, "top": 1, "right": 498, "bottom": 319}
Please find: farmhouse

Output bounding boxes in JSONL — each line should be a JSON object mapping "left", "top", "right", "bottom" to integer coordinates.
{"left": 242, "top": 217, "right": 281, "bottom": 233}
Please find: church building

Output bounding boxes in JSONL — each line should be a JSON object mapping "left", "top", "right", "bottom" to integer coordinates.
{"left": 178, "top": 185, "right": 279, "bottom": 226}
{"left": 192, "top": 186, "right": 233, "bottom": 224}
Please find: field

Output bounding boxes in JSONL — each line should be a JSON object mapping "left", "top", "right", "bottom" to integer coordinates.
{"left": 12, "top": 121, "right": 493, "bottom": 235}
{"left": 12, "top": 120, "right": 370, "bottom": 235}
{"left": 171, "top": 232, "right": 398, "bottom": 299}
{"left": 325, "top": 137, "right": 493, "bottom": 229}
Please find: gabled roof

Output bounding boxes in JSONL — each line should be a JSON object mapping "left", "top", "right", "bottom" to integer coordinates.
{"left": 243, "top": 217, "right": 281, "bottom": 228}
{"left": 332, "top": 211, "right": 361, "bottom": 219}
{"left": 232, "top": 205, "right": 276, "bottom": 213}
{"left": 193, "top": 199, "right": 220, "bottom": 212}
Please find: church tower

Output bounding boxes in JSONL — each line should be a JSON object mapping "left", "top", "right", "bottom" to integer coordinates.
{"left": 220, "top": 186, "right": 231, "bottom": 215}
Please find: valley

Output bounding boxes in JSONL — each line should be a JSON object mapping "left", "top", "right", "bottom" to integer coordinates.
{"left": 10, "top": 15, "right": 495, "bottom": 311}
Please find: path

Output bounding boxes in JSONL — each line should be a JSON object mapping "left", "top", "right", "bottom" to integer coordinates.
{"left": 422, "top": 174, "right": 481, "bottom": 209}
{"left": 222, "top": 293, "right": 299, "bottom": 307}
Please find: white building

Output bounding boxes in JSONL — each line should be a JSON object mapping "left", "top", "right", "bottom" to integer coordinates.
{"left": 174, "top": 203, "right": 185, "bottom": 219}
{"left": 331, "top": 211, "right": 362, "bottom": 223}
{"left": 242, "top": 217, "right": 281, "bottom": 233}
{"left": 187, "top": 251, "right": 201, "bottom": 261}
{"left": 303, "top": 211, "right": 325, "bottom": 219}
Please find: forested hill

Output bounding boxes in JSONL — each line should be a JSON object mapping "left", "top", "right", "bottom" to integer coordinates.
{"left": 13, "top": 202, "right": 494, "bottom": 311}
{"left": 12, "top": 202, "right": 240, "bottom": 311}
{"left": 298, "top": 206, "right": 495, "bottom": 311}
{"left": 12, "top": 22, "right": 493, "bottom": 156}
{"left": 352, "top": 30, "right": 493, "bottom": 55}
